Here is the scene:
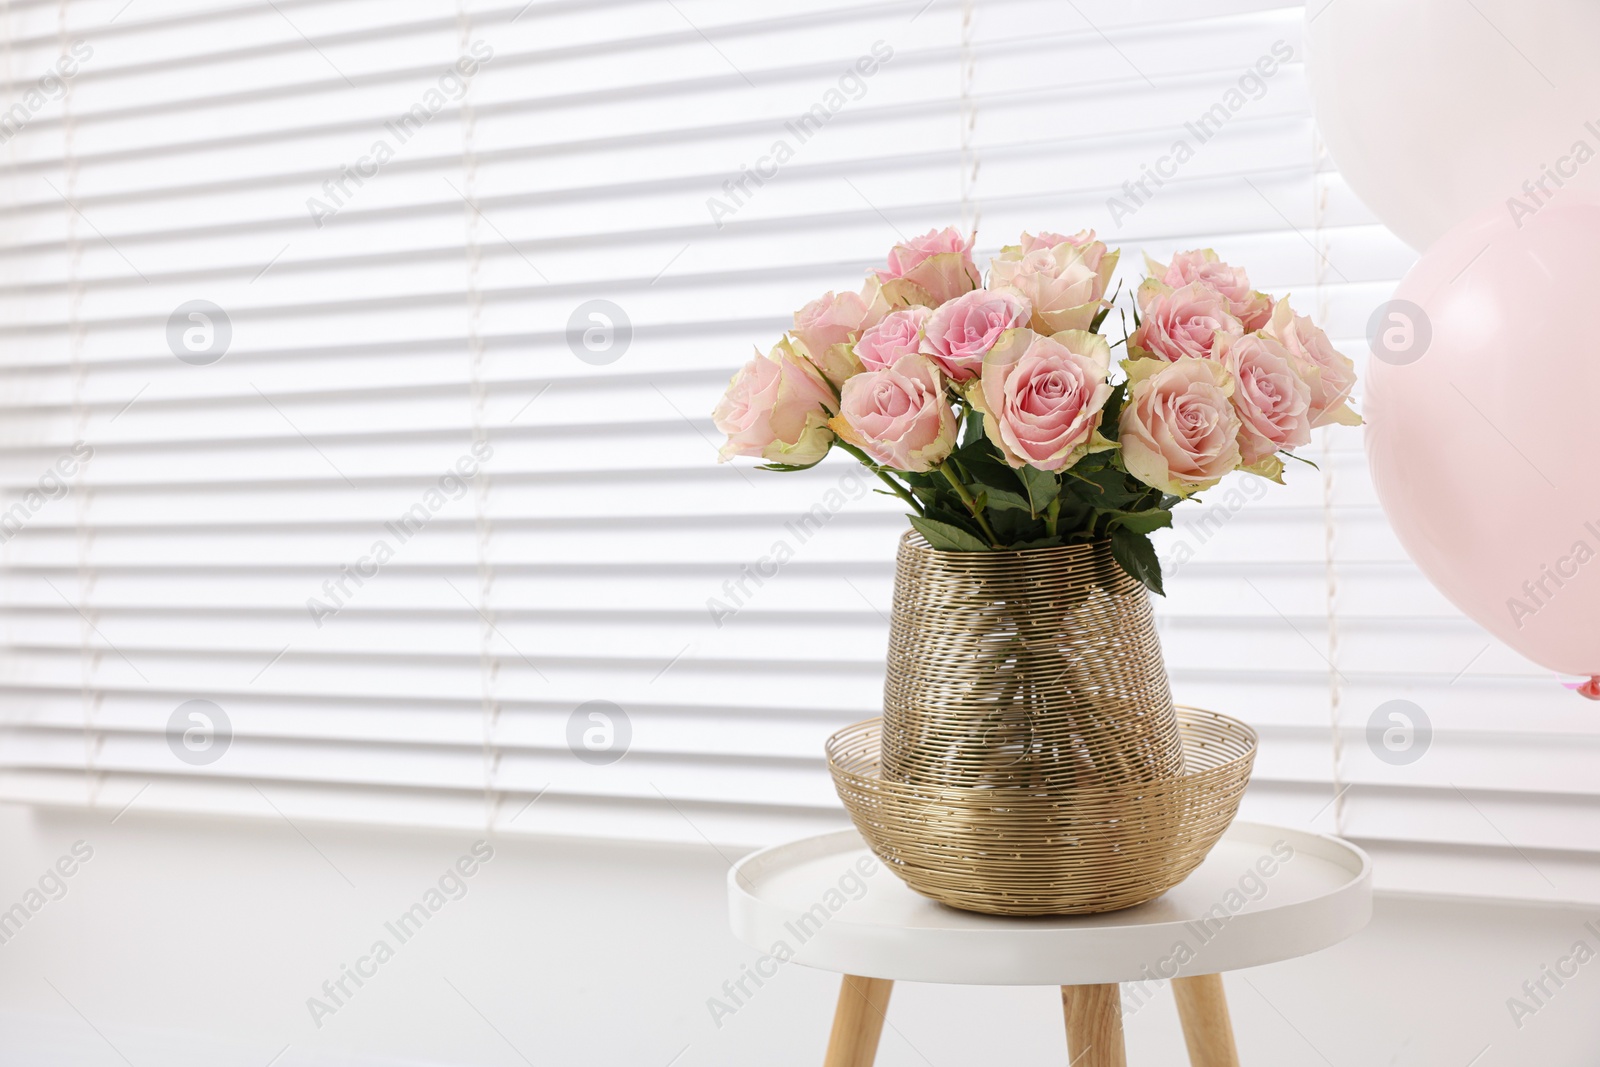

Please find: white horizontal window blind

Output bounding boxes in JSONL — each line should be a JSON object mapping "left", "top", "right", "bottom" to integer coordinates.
{"left": 0, "top": 0, "right": 979, "bottom": 848}
{"left": 1, "top": 0, "right": 1594, "bottom": 905}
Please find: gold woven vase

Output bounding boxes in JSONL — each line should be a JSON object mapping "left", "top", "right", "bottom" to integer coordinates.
{"left": 879, "top": 533, "right": 1185, "bottom": 790}
{"left": 828, "top": 531, "right": 1257, "bottom": 916}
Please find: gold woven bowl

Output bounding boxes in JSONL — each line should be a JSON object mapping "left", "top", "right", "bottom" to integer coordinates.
{"left": 828, "top": 707, "right": 1257, "bottom": 916}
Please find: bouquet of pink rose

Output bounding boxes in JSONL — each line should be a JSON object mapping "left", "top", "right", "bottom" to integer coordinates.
{"left": 712, "top": 227, "right": 1360, "bottom": 593}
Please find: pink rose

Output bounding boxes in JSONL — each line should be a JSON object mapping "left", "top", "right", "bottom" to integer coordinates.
{"left": 1265, "top": 299, "right": 1361, "bottom": 427}
{"left": 874, "top": 226, "right": 980, "bottom": 307}
{"left": 1149, "top": 249, "right": 1273, "bottom": 330}
{"left": 1216, "top": 333, "right": 1312, "bottom": 471}
{"left": 791, "top": 279, "right": 890, "bottom": 386}
{"left": 713, "top": 338, "right": 836, "bottom": 467}
{"left": 1129, "top": 281, "right": 1243, "bottom": 363}
{"left": 854, "top": 306, "right": 932, "bottom": 372}
{"left": 920, "top": 289, "right": 1031, "bottom": 382}
{"left": 990, "top": 238, "right": 1120, "bottom": 334}
{"left": 974, "top": 328, "right": 1113, "bottom": 471}
{"left": 1119, "top": 357, "right": 1243, "bottom": 495}
{"left": 1015, "top": 230, "right": 1115, "bottom": 278}
{"left": 828, "top": 354, "right": 957, "bottom": 473}
{"left": 1018, "top": 229, "right": 1096, "bottom": 254}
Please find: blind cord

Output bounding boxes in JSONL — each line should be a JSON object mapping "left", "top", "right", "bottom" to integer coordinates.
{"left": 958, "top": 0, "right": 979, "bottom": 238}
{"left": 57, "top": 0, "right": 101, "bottom": 809}
{"left": 457, "top": 0, "right": 500, "bottom": 833}
{"left": 1312, "top": 123, "right": 1347, "bottom": 836}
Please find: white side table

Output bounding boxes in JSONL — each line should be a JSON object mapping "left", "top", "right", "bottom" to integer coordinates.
{"left": 728, "top": 821, "right": 1371, "bottom": 1067}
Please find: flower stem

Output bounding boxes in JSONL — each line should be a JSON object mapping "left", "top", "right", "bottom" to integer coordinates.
{"left": 871, "top": 468, "right": 924, "bottom": 515}
{"left": 938, "top": 463, "right": 1002, "bottom": 547}
{"left": 835, "top": 441, "right": 925, "bottom": 516}
{"left": 1046, "top": 496, "right": 1061, "bottom": 538}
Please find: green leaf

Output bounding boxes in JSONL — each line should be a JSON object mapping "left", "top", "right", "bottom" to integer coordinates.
{"left": 1009, "top": 536, "right": 1064, "bottom": 550}
{"left": 1110, "top": 526, "right": 1164, "bottom": 596}
{"left": 1055, "top": 496, "right": 1094, "bottom": 536}
{"left": 1068, "top": 450, "right": 1115, "bottom": 477}
{"left": 1099, "top": 383, "right": 1127, "bottom": 440}
{"left": 1016, "top": 466, "right": 1060, "bottom": 517}
{"left": 960, "top": 405, "right": 986, "bottom": 448}
{"left": 910, "top": 516, "right": 992, "bottom": 552}
{"left": 1104, "top": 508, "right": 1173, "bottom": 535}
{"left": 985, "top": 506, "right": 1048, "bottom": 546}
{"left": 1064, "top": 466, "right": 1142, "bottom": 511}
{"left": 756, "top": 458, "right": 826, "bottom": 472}
{"left": 922, "top": 504, "right": 989, "bottom": 543}
{"left": 952, "top": 438, "right": 1019, "bottom": 488}
{"left": 1281, "top": 450, "right": 1321, "bottom": 470}
{"left": 979, "top": 486, "right": 1034, "bottom": 513}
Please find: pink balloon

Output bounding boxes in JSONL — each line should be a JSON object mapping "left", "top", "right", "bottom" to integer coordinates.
{"left": 1366, "top": 194, "right": 1600, "bottom": 694}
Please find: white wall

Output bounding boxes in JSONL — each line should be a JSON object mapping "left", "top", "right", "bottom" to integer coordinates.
{"left": 0, "top": 801, "right": 1597, "bottom": 1066}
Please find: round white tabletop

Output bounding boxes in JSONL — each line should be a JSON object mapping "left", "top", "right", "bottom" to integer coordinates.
{"left": 729, "top": 821, "right": 1372, "bottom": 987}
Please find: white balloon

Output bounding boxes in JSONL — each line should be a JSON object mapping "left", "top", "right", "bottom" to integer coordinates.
{"left": 1306, "top": 0, "right": 1600, "bottom": 251}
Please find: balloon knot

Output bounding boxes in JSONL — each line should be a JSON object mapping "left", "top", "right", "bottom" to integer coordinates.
{"left": 1579, "top": 676, "right": 1600, "bottom": 701}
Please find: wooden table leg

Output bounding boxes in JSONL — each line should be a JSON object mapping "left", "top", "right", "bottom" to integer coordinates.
{"left": 1172, "top": 973, "right": 1240, "bottom": 1067}
{"left": 823, "top": 975, "right": 894, "bottom": 1067}
{"left": 1061, "top": 983, "right": 1126, "bottom": 1067}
